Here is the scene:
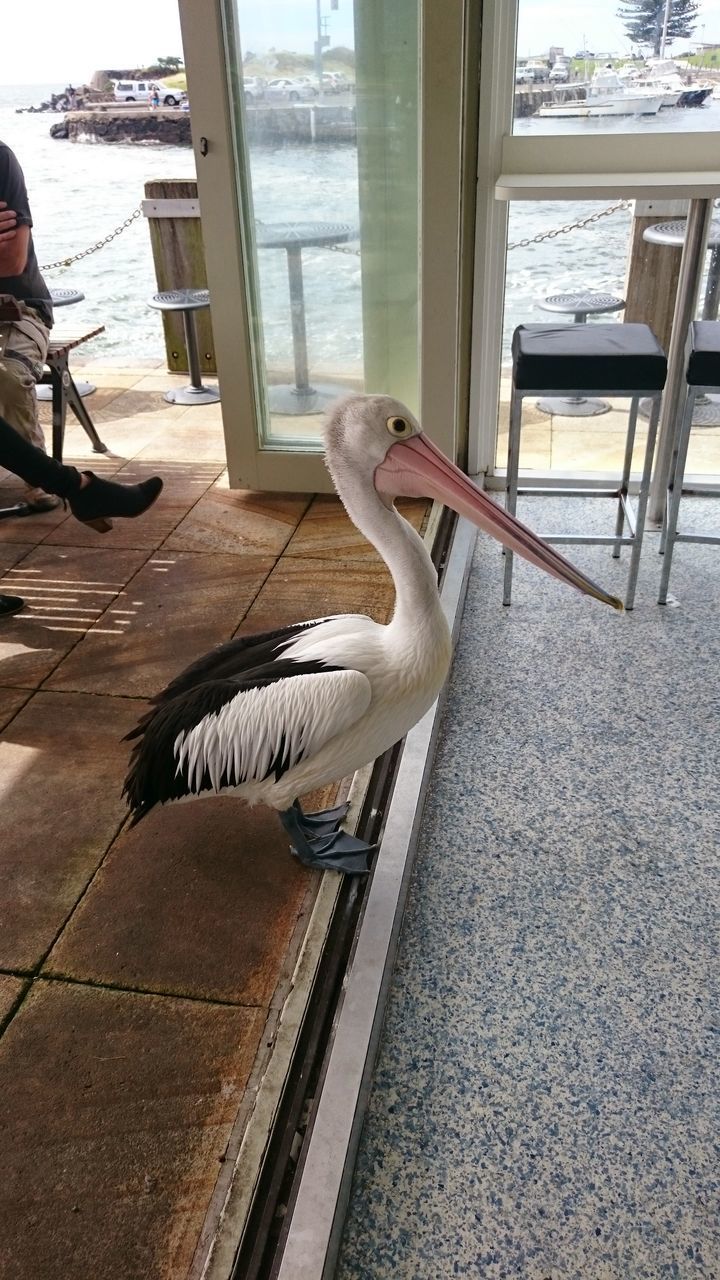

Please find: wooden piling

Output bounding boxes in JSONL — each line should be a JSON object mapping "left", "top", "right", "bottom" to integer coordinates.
{"left": 143, "top": 179, "right": 216, "bottom": 374}
{"left": 623, "top": 198, "right": 688, "bottom": 353}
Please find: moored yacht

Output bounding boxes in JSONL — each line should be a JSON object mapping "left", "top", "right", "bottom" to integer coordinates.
{"left": 536, "top": 66, "right": 664, "bottom": 118}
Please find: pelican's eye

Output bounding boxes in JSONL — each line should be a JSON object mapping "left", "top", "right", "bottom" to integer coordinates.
{"left": 386, "top": 415, "right": 412, "bottom": 438}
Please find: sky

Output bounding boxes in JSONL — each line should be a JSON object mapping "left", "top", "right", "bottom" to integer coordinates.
{"left": 0, "top": 0, "right": 355, "bottom": 86}
{"left": 2, "top": 0, "right": 720, "bottom": 86}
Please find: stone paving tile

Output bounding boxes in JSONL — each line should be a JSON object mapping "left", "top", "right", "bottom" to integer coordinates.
{"left": 239, "top": 554, "right": 396, "bottom": 633}
{"left": 0, "top": 545, "right": 147, "bottom": 688}
{"left": 283, "top": 495, "right": 428, "bottom": 562}
{"left": 0, "top": 495, "right": 69, "bottom": 544}
{"left": 0, "top": 543, "right": 33, "bottom": 574}
{"left": 0, "top": 689, "right": 32, "bottom": 732}
{"left": 0, "top": 980, "right": 265, "bottom": 1280}
{"left": 0, "top": 691, "right": 141, "bottom": 971}
{"left": 0, "top": 976, "right": 26, "bottom": 1027}
{"left": 163, "top": 477, "right": 310, "bottom": 557}
{"left": 46, "top": 797, "right": 315, "bottom": 1004}
{"left": 46, "top": 551, "right": 274, "bottom": 699}
{"left": 95, "top": 389, "right": 189, "bottom": 424}
{"left": 134, "top": 424, "right": 228, "bottom": 464}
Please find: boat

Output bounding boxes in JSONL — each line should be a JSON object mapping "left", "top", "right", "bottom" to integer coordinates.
{"left": 616, "top": 64, "right": 681, "bottom": 108}
{"left": 536, "top": 67, "right": 665, "bottom": 118}
{"left": 641, "top": 58, "right": 714, "bottom": 107}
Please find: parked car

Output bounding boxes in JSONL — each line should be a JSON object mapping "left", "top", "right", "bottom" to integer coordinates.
{"left": 322, "top": 71, "right": 351, "bottom": 92}
{"left": 526, "top": 61, "right": 550, "bottom": 82}
{"left": 243, "top": 76, "right": 266, "bottom": 103}
{"left": 549, "top": 65, "right": 569, "bottom": 82}
{"left": 515, "top": 64, "right": 535, "bottom": 85}
{"left": 111, "top": 79, "right": 181, "bottom": 106}
{"left": 265, "top": 78, "right": 318, "bottom": 102}
{"left": 574, "top": 49, "right": 595, "bottom": 59}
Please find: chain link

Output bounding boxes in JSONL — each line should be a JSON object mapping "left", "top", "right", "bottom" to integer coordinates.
{"left": 41, "top": 206, "right": 143, "bottom": 272}
{"left": 327, "top": 200, "right": 632, "bottom": 257}
{"left": 507, "top": 198, "right": 631, "bottom": 250}
{"left": 35, "top": 194, "right": 643, "bottom": 271}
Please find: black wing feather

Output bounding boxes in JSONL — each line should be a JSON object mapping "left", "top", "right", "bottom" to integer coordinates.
{"left": 123, "top": 650, "right": 345, "bottom": 825}
{"left": 129, "top": 619, "right": 324, "bottom": 728}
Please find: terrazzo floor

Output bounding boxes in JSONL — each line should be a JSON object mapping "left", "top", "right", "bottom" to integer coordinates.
{"left": 338, "top": 497, "right": 720, "bottom": 1280}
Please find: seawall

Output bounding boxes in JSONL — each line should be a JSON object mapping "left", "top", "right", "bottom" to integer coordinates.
{"left": 50, "top": 104, "right": 356, "bottom": 146}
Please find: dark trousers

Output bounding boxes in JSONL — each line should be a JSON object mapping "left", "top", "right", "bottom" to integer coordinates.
{"left": 0, "top": 412, "right": 81, "bottom": 499}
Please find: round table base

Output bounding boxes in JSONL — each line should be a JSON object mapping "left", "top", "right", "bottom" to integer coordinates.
{"left": 37, "top": 381, "right": 96, "bottom": 401}
{"left": 163, "top": 384, "right": 220, "bottom": 406}
{"left": 639, "top": 394, "right": 720, "bottom": 427}
{"left": 536, "top": 396, "right": 611, "bottom": 418}
{"left": 268, "top": 382, "right": 349, "bottom": 416}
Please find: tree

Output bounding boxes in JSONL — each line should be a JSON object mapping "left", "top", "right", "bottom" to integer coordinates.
{"left": 617, "top": 0, "right": 700, "bottom": 55}
{"left": 156, "top": 56, "right": 184, "bottom": 72}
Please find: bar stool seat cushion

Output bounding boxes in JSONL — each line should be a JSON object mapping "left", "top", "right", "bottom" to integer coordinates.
{"left": 687, "top": 320, "right": 720, "bottom": 388}
{"left": 512, "top": 323, "right": 667, "bottom": 393}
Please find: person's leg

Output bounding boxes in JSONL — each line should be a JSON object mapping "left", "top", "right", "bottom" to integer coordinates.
{"left": 0, "top": 413, "right": 82, "bottom": 497}
{"left": 0, "top": 310, "right": 59, "bottom": 510}
{"left": 0, "top": 414, "right": 164, "bottom": 532}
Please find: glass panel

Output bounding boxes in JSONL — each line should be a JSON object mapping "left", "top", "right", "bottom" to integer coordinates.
{"left": 496, "top": 197, "right": 720, "bottom": 473}
{"left": 221, "top": 0, "right": 420, "bottom": 448}
{"left": 513, "top": 0, "right": 720, "bottom": 136}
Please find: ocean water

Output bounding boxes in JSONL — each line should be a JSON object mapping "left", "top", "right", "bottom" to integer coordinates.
{"left": 1, "top": 83, "right": 718, "bottom": 369}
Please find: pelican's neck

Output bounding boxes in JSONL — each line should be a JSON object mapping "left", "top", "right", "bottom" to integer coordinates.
{"left": 340, "top": 483, "right": 445, "bottom": 636}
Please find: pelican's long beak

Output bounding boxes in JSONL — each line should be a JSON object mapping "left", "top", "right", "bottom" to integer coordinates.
{"left": 375, "top": 433, "right": 623, "bottom": 611}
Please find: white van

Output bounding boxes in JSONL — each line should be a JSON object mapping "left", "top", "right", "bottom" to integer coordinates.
{"left": 111, "top": 80, "right": 181, "bottom": 106}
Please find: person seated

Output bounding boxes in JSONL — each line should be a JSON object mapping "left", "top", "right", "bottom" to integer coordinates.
{"left": 0, "top": 412, "right": 163, "bottom": 617}
{"left": 0, "top": 140, "right": 57, "bottom": 511}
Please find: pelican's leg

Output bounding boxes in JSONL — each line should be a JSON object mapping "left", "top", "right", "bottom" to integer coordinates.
{"left": 279, "top": 804, "right": 375, "bottom": 875}
{"left": 291, "top": 797, "right": 350, "bottom": 838}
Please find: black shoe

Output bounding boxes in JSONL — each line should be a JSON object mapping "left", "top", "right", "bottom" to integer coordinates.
{"left": 68, "top": 472, "right": 164, "bottom": 533}
{"left": 0, "top": 594, "right": 24, "bottom": 617}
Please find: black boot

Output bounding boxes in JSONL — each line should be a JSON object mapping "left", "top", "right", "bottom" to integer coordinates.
{"left": 68, "top": 472, "right": 163, "bottom": 533}
{"left": 0, "top": 594, "right": 24, "bottom": 617}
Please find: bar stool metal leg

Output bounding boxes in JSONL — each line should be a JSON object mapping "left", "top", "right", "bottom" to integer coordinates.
{"left": 503, "top": 387, "right": 523, "bottom": 606}
{"left": 625, "top": 394, "right": 661, "bottom": 611}
{"left": 613, "top": 396, "right": 640, "bottom": 559}
{"left": 658, "top": 388, "right": 696, "bottom": 605}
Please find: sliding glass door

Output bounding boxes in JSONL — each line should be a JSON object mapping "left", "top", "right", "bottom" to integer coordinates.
{"left": 178, "top": 0, "right": 470, "bottom": 491}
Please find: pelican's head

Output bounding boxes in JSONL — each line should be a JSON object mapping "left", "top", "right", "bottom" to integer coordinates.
{"left": 324, "top": 393, "right": 623, "bottom": 612}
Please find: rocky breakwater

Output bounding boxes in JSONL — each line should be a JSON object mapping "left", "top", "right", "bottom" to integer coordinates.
{"left": 50, "top": 109, "right": 192, "bottom": 145}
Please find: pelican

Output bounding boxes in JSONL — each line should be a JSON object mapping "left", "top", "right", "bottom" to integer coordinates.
{"left": 124, "top": 394, "right": 621, "bottom": 873}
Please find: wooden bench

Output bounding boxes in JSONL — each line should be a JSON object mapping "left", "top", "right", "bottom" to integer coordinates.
{"left": 40, "top": 327, "right": 109, "bottom": 461}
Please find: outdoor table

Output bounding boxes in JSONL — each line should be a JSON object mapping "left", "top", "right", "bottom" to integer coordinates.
{"left": 643, "top": 217, "right": 720, "bottom": 426}
{"left": 147, "top": 289, "right": 220, "bottom": 405}
{"left": 255, "top": 220, "right": 357, "bottom": 415}
{"left": 37, "top": 287, "right": 96, "bottom": 401}
{"left": 536, "top": 291, "right": 626, "bottom": 416}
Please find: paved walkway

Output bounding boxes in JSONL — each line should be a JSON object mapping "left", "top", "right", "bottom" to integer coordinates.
{"left": 339, "top": 498, "right": 720, "bottom": 1279}
{"left": 0, "top": 360, "right": 427, "bottom": 1280}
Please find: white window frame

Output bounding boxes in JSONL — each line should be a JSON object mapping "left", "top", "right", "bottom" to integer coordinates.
{"left": 468, "top": 0, "right": 720, "bottom": 487}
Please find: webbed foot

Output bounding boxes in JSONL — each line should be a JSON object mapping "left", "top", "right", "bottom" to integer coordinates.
{"left": 280, "top": 803, "right": 375, "bottom": 874}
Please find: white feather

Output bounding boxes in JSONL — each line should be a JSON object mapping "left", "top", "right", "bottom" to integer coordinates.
{"left": 173, "top": 668, "right": 372, "bottom": 795}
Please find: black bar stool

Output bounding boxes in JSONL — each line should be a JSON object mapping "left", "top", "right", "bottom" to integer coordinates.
{"left": 536, "top": 291, "right": 626, "bottom": 417}
{"left": 658, "top": 321, "right": 720, "bottom": 604}
{"left": 504, "top": 323, "right": 667, "bottom": 611}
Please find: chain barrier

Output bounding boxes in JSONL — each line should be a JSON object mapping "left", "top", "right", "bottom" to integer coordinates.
{"left": 37, "top": 193, "right": 654, "bottom": 271}
{"left": 507, "top": 198, "right": 631, "bottom": 250}
{"left": 326, "top": 199, "right": 633, "bottom": 257}
{"left": 41, "top": 206, "right": 143, "bottom": 272}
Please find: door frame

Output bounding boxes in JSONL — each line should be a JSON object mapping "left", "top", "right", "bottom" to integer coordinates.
{"left": 178, "top": 0, "right": 476, "bottom": 492}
